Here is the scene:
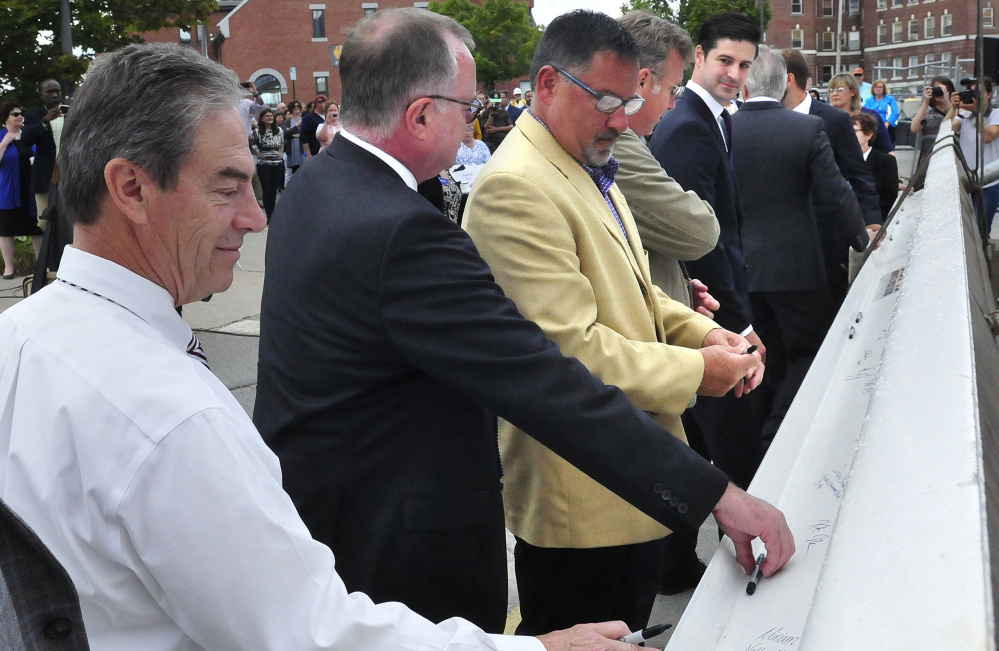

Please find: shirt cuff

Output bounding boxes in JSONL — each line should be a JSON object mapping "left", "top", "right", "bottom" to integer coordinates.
{"left": 739, "top": 325, "right": 754, "bottom": 337}
{"left": 488, "top": 633, "right": 546, "bottom": 651}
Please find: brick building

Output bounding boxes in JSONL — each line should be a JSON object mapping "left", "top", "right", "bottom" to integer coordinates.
{"left": 141, "top": 0, "right": 533, "bottom": 106}
{"left": 766, "top": 0, "right": 998, "bottom": 99}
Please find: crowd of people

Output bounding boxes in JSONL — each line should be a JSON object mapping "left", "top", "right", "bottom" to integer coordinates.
{"left": 0, "top": 5, "right": 995, "bottom": 651}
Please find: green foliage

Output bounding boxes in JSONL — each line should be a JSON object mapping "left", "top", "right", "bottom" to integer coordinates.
{"left": 619, "top": 0, "right": 771, "bottom": 47}
{"left": 430, "top": 0, "right": 542, "bottom": 90}
{"left": 0, "top": 0, "right": 217, "bottom": 103}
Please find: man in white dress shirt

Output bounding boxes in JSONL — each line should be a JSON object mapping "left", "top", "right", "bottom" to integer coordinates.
{"left": 0, "top": 42, "right": 636, "bottom": 651}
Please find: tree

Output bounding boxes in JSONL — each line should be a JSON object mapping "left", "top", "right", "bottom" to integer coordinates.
{"left": 430, "top": 0, "right": 543, "bottom": 90}
{"left": 0, "top": 0, "right": 217, "bottom": 103}
{"left": 619, "top": 0, "right": 771, "bottom": 47}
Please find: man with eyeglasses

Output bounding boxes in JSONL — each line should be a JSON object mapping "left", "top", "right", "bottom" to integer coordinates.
{"left": 465, "top": 10, "right": 786, "bottom": 634}
{"left": 257, "top": 6, "right": 792, "bottom": 641}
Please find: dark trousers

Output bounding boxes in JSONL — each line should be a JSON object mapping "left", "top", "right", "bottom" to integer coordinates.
{"left": 514, "top": 537, "right": 665, "bottom": 635}
{"left": 750, "top": 289, "right": 835, "bottom": 445}
{"left": 682, "top": 390, "right": 766, "bottom": 491}
{"left": 257, "top": 164, "right": 284, "bottom": 221}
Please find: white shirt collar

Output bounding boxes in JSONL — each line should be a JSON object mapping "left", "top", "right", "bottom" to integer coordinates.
{"left": 862, "top": 147, "right": 871, "bottom": 161}
{"left": 744, "top": 96, "right": 777, "bottom": 104}
{"left": 338, "top": 128, "right": 418, "bottom": 191}
{"left": 56, "top": 246, "right": 194, "bottom": 355}
{"left": 685, "top": 80, "right": 726, "bottom": 119}
{"left": 792, "top": 93, "right": 812, "bottom": 114}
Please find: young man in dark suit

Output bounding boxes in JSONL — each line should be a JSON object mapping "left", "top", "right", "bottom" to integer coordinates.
{"left": 732, "top": 45, "right": 871, "bottom": 444}
{"left": 255, "top": 7, "right": 794, "bottom": 637}
{"left": 780, "top": 48, "right": 883, "bottom": 303}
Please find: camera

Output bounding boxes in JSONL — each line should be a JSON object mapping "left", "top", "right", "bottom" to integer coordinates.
{"left": 959, "top": 78, "right": 978, "bottom": 105}
{"left": 931, "top": 86, "right": 944, "bottom": 98}
{"left": 59, "top": 104, "right": 69, "bottom": 115}
{"left": 240, "top": 81, "right": 252, "bottom": 89}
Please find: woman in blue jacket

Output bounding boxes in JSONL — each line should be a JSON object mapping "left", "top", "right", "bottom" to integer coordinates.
{"left": 864, "top": 80, "right": 900, "bottom": 144}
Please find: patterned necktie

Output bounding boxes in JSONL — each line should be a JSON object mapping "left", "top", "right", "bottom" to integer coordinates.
{"left": 719, "top": 109, "right": 734, "bottom": 168}
{"left": 186, "top": 333, "right": 210, "bottom": 370}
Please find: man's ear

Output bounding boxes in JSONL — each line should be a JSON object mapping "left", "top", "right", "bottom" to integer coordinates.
{"left": 103, "top": 158, "right": 155, "bottom": 225}
{"left": 535, "top": 66, "right": 560, "bottom": 105}
{"left": 403, "top": 97, "right": 434, "bottom": 141}
{"left": 637, "top": 68, "right": 655, "bottom": 93}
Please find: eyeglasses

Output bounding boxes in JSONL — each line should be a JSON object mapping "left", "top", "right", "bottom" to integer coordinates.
{"left": 554, "top": 66, "right": 646, "bottom": 115}
{"left": 659, "top": 78, "right": 685, "bottom": 99}
{"left": 829, "top": 87, "right": 849, "bottom": 93}
{"left": 425, "top": 95, "right": 484, "bottom": 123}
{"left": 9, "top": 111, "right": 21, "bottom": 117}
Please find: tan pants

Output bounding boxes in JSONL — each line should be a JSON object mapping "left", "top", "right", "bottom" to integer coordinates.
{"left": 35, "top": 193, "right": 48, "bottom": 231}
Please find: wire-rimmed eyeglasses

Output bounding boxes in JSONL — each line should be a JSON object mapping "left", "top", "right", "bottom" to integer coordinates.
{"left": 426, "top": 95, "right": 484, "bottom": 123}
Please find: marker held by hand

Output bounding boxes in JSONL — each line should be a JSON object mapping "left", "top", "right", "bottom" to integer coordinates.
{"left": 618, "top": 623, "right": 672, "bottom": 643}
{"left": 746, "top": 553, "right": 765, "bottom": 595}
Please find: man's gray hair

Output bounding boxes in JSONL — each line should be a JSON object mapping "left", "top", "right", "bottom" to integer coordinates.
{"left": 339, "top": 8, "right": 474, "bottom": 139}
{"left": 59, "top": 43, "right": 241, "bottom": 226}
{"left": 745, "top": 45, "right": 787, "bottom": 101}
{"left": 617, "top": 10, "right": 694, "bottom": 79}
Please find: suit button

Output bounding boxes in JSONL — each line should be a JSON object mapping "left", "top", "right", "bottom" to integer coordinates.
{"left": 669, "top": 496, "right": 680, "bottom": 508}
{"left": 744, "top": 264, "right": 750, "bottom": 272}
{"left": 44, "top": 619, "right": 72, "bottom": 639}
{"left": 678, "top": 503, "right": 689, "bottom": 514}
{"left": 652, "top": 483, "right": 664, "bottom": 495}
{"left": 661, "top": 489, "right": 672, "bottom": 500}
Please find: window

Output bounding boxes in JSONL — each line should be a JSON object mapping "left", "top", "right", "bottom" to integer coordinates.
{"left": 840, "top": 31, "right": 847, "bottom": 48}
{"left": 925, "top": 15, "right": 935, "bottom": 38}
{"left": 941, "top": 52, "right": 952, "bottom": 66}
{"left": 986, "top": 6, "right": 995, "bottom": 28}
{"left": 925, "top": 53, "right": 936, "bottom": 71}
{"left": 909, "top": 18, "right": 919, "bottom": 40}
{"left": 908, "top": 0, "right": 917, "bottom": 5}
{"left": 792, "top": 0, "right": 802, "bottom": 13}
{"left": 893, "top": 21, "right": 903, "bottom": 42}
{"left": 876, "top": 59, "right": 888, "bottom": 79}
{"left": 823, "top": 31, "right": 834, "bottom": 51}
{"left": 823, "top": 0, "right": 834, "bottom": 16}
{"left": 849, "top": 0, "right": 860, "bottom": 15}
{"left": 892, "top": 57, "right": 903, "bottom": 79}
{"left": 791, "top": 28, "right": 804, "bottom": 48}
{"left": 311, "top": 8, "right": 326, "bottom": 39}
{"left": 908, "top": 55, "right": 919, "bottom": 77}
{"left": 254, "top": 73, "right": 282, "bottom": 107}
{"left": 878, "top": 24, "right": 888, "bottom": 43}
{"left": 413, "top": 1, "right": 428, "bottom": 6}
{"left": 891, "top": 0, "right": 901, "bottom": 7}
{"left": 179, "top": 28, "right": 192, "bottom": 44}
{"left": 877, "top": 0, "right": 887, "bottom": 7}
{"left": 315, "top": 75, "right": 328, "bottom": 95}
{"left": 848, "top": 30, "right": 860, "bottom": 50}
{"left": 363, "top": 2, "right": 377, "bottom": 15}
{"left": 821, "top": 65, "right": 833, "bottom": 83}
{"left": 941, "top": 12, "right": 952, "bottom": 35}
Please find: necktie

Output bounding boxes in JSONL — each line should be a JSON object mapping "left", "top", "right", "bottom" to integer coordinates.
{"left": 719, "top": 109, "right": 734, "bottom": 168}
{"left": 186, "top": 333, "right": 211, "bottom": 370}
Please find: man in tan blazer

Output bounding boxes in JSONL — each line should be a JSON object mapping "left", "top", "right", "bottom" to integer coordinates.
{"left": 464, "top": 10, "right": 769, "bottom": 636}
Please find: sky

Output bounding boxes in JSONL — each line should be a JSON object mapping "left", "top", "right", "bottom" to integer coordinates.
{"left": 531, "top": 0, "right": 631, "bottom": 27}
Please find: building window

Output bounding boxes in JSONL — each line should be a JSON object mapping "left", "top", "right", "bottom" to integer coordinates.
{"left": 878, "top": 24, "right": 888, "bottom": 43}
{"left": 908, "top": 0, "right": 917, "bottom": 5}
{"left": 941, "top": 52, "right": 952, "bottom": 66}
{"left": 848, "top": 30, "right": 860, "bottom": 50}
{"left": 876, "top": 59, "right": 888, "bottom": 79}
{"left": 791, "top": 28, "right": 804, "bottom": 48}
{"left": 312, "top": 9, "right": 326, "bottom": 39}
{"left": 909, "top": 18, "right": 919, "bottom": 40}
{"left": 849, "top": 0, "right": 860, "bottom": 15}
{"left": 315, "top": 75, "right": 328, "bottom": 95}
{"left": 893, "top": 21, "right": 903, "bottom": 42}
{"left": 179, "top": 28, "right": 192, "bottom": 44}
{"left": 941, "top": 12, "right": 952, "bottom": 35}
{"left": 823, "top": 0, "right": 834, "bottom": 16}
{"left": 823, "top": 31, "right": 834, "bottom": 51}
{"left": 891, "top": 0, "right": 901, "bottom": 7}
{"left": 791, "top": 0, "right": 802, "bottom": 13}
{"left": 924, "top": 15, "right": 935, "bottom": 38}
{"left": 908, "top": 55, "right": 919, "bottom": 77}
{"left": 821, "top": 65, "right": 833, "bottom": 83}
{"left": 986, "top": 6, "right": 995, "bottom": 28}
{"left": 363, "top": 2, "right": 378, "bottom": 15}
{"left": 925, "top": 53, "right": 936, "bottom": 73}
{"left": 413, "top": 1, "right": 428, "bottom": 6}
{"left": 892, "top": 57, "right": 903, "bottom": 79}
{"left": 877, "top": 0, "right": 887, "bottom": 8}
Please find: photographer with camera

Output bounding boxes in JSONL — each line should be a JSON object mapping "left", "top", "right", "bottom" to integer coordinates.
{"left": 952, "top": 77, "right": 999, "bottom": 231}
{"left": 910, "top": 76, "right": 956, "bottom": 189}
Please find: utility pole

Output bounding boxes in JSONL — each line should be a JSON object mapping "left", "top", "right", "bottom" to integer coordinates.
{"left": 60, "top": 0, "right": 75, "bottom": 96}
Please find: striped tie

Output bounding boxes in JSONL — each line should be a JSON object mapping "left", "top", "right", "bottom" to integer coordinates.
{"left": 186, "top": 333, "right": 210, "bottom": 370}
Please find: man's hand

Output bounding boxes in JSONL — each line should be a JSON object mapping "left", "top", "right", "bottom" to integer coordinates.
{"left": 712, "top": 483, "right": 795, "bottom": 578}
{"left": 698, "top": 344, "right": 762, "bottom": 397}
{"left": 690, "top": 278, "right": 719, "bottom": 319}
{"left": 700, "top": 328, "right": 765, "bottom": 395}
{"left": 922, "top": 86, "right": 934, "bottom": 104}
{"left": 537, "top": 621, "right": 639, "bottom": 651}
{"left": 42, "top": 105, "right": 61, "bottom": 124}
{"left": 745, "top": 330, "right": 767, "bottom": 365}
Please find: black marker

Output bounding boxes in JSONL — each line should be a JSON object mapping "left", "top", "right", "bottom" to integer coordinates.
{"left": 619, "top": 623, "right": 672, "bottom": 643}
{"left": 746, "top": 553, "right": 765, "bottom": 595}
{"left": 743, "top": 344, "right": 758, "bottom": 355}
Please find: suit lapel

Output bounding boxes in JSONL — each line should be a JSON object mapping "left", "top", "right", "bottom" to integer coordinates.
{"left": 518, "top": 116, "right": 650, "bottom": 290}
{"left": 680, "top": 92, "right": 727, "bottom": 156}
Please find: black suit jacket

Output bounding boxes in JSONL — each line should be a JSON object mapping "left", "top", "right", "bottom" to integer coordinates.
{"left": 865, "top": 147, "right": 900, "bottom": 220}
{"left": 732, "top": 100, "right": 867, "bottom": 293}
{"left": 20, "top": 106, "right": 57, "bottom": 194}
{"left": 651, "top": 90, "right": 752, "bottom": 334}
{"left": 253, "top": 136, "right": 728, "bottom": 631}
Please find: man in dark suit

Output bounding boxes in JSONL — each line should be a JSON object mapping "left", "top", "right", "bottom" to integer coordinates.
{"left": 254, "top": 7, "right": 794, "bottom": 635}
{"left": 650, "top": 12, "right": 765, "bottom": 491}
{"left": 780, "top": 48, "right": 883, "bottom": 304}
{"left": 21, "top": 79, "right": 62, "bottom": 221}
{"left": 732, "top": 46, "right": 871, "bottom": 443}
